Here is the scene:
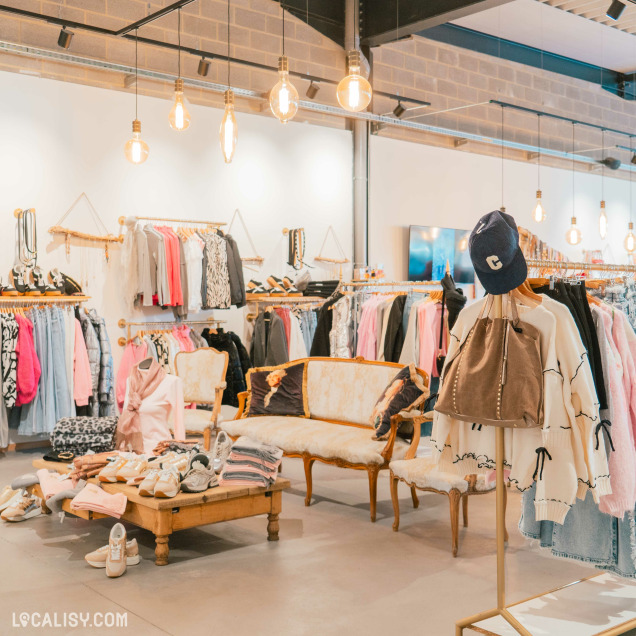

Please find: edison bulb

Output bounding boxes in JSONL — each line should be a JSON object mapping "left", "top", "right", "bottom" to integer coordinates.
{"left": 625, "top": 222, "right": 636, "bottom": 253}
{"left": 337, "top": 50, "right": 372, "bottom": 112}
{"left": 124, "top": 119, "right": 149, "bottom": 165}
{"left": 599, "top": 200, "right": 608, "bottom": 239}
{"left": 168, "top": 78, "right": 191, "bottom": 131}
{"left": 220, "top": 89, "right": 237, "bottom": 164}
{"left": 270, "top": 56, "right": 298, "bottom": 123}
{"left": 566, "top": 217, "right": 582, "bottom": 246}
{"left": 533, "top": 190, "right": 545, "bottom": 223}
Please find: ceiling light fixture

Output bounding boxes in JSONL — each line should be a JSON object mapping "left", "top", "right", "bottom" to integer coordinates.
{"left": 598, "top": 156, "right": 621, "bottom": 170}
{"left": 57, "top": 27, "right": 73, "bottom": 49}
{"left": 337, "top": 50, "right": 372, "bottom": 112}
{"left": 566, "top": 123, "right": 582, "bottom": 246}
{"left": 631, "top": 153, "right": 636, "bottom": 165}
{"left": 607, "top": 0, "right": 626, "bottom": 20}
{"left": 220, "top": 0, "right": 237, "bottom": 163}
{"left": 532, "top": 114, "right": 545, "bottom": 223}
{"left": 124, "top": 30, "right": 149, "bottom": 165}
{"left": 306, "top": 81, "right": 319, "bottom": 99}
{"left": 197, "top": 58, "right": 210, "bottom": 77}
{"left": 393, "top": 101, "right": 406, "bottom": 118}
{"left": 168, "top": 9, "right": 191, "bottom": 131}
{"left": 269, "top": 2, "right": 298, "bottom": 124}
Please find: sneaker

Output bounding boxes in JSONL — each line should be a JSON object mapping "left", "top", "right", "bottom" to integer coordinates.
{"left": 106, "top": 523, "right": 128, "bottom": 578}
{"left": 0, "top": 485, "right": 20, "bottom": 511}
{"left": 164, "top": 454, "right": 189, "bottom": 477}
{"left": 212, "top": 431, "right": 232, "bottom": 473}
{"left": 98, "top": 457, "right": 128, "bottom": 483}
{"left": 116, "top": 457, "right": 148, "bottom": 482}
{"left": 138, "top": 469, "right": 161, "bottom": 497}
{"left": 181, "top": 458, "right": 218, "bottom": 493}
{"left": 85, "top": 538, "right": 140, "bottom": 568}
{"left": 1, "top": 493, "right": 42, "bottom": 522}
{"left": 154, "top": 467, "right": 180, "bottom": 498}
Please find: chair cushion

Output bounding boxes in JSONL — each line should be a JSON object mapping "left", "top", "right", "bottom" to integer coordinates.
{"left": 245, "top": 361, "right": 309, "bottom": 418}
{"left": 390, "top": 457, "right": 470, "bottom": 493}
{"left": 182, "top": 408, "right": 213, "bottom": 432}
{"left": 218, "top": 405, "right": 239, "bottom": 423}
{"left": 221, "top": 416, "right": 410, "bottom": 465}
{"left": 306, "top": 360, "right": 401, "bottom": 427}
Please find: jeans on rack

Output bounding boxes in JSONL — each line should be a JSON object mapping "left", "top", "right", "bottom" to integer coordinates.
{"left": 19, "top": 309, "right": 55, "bottom": 435}
{"left": 50, "top": 307, "right": 72, "bottom": 422}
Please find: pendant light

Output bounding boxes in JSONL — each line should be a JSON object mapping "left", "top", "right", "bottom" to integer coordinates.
{"left": 269, "top": 3, "right": 298, "bottom": 123}
{"left": 124, "top": 30, "right": 149, "bottom": 165}
{"left": 566, "top": 123, "right": 582, "bottom": 246}
{"left": 626, "top": 136, "right": 636, "bottom": 253}
{"left": 599, "top": 129, "right": 608, "bottom": 239}
{"left": 168, "top": 9, "right": 191, "bottom": 131}
{"left": 533, "top": 115, "right": 545, "bottom": 222}
{"left": 220, "top": 0, "right": 237, "bottom": 163}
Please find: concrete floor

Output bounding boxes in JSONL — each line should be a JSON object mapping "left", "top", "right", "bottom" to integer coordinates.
{"left": 0, "top": 450, "right": 633, "bottom": 636}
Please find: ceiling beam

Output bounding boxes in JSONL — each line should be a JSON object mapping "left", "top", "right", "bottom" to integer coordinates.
{"left": 360, "top": 0, "right": 513, "bottom": 47}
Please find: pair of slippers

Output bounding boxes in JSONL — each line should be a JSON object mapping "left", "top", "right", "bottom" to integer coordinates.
{"left": 248, "top": 276, "right": 301, "bottom": 296}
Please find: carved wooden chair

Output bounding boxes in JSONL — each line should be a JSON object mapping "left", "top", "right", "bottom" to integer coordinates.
{"left": 174, "top": 348, "right": 228, "bottom": 451}
{"left": 389, "top": 415, "right": 502, "bottom": 557}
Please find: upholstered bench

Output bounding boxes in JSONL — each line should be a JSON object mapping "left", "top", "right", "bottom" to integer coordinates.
{"left": 221, "top": 357, "right": 429, "bottom": 522}
{"left": 390, "top": 456, "right": 496, "bottom": 557}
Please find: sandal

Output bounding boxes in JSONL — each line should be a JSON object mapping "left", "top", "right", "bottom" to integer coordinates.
{"left": 266, "top": 275, "right": 286, "bottom": 292}
{"left": 33, "top": 267, "right": 60, "bottom": 296}
{"left": 48, "top": 269, "right": 65, "bottom": 295}
{"left": 11, "top": 266, "right": 40, "bottom": 296}
{"left": 0, "top": 278, "right": 18, "bottom": 297}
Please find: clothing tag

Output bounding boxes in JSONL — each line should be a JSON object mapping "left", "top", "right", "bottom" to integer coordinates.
{"left": 55, "top": 473, "right": 69, "bottom": 481}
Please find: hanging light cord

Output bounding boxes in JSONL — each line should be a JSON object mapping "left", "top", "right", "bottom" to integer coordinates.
{"left": 572, "top": 123, "right": 575, "bottom": 217}
{"left": 537, "top": 115, "right": 541, "bottom": 191}
{"left": 178, "top": 8, "right": 181, "bottom": 79}
{"left": 601, "top": 129, "right": 605, "bottom": 201}
{"left": 282, "top": 2, "right": 285, "bottom": 56}
{"left": 227, "top": 0, "right": 231, "bottom": 88}
{"left": 501, "top": 105, "right": 504, "bottom": 209}
{"left": 135, "top": 29, "right": 138, "bottom": 119}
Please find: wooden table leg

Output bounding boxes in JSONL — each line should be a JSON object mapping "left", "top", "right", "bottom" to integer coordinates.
{"left": 267, "top": 512, "right": 280, "bottom": 542}
{"left": 155, "top": 535, "right": 170, "bottom": 565}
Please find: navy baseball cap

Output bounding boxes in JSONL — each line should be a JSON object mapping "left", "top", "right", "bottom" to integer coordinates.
{"left": 468, "top": 210, "right": 527, "bottom": 295}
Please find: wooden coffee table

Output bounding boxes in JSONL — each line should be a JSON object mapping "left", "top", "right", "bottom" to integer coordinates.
{"left": 32, "top": 459, "right": 290, "bottom": 565}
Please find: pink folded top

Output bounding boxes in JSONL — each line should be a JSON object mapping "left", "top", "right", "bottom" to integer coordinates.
{"left": 36, "top": 469, "right": 74, "bottom": 500}
{"left": 70, "top": 483, "right": 128, "bottom": 519}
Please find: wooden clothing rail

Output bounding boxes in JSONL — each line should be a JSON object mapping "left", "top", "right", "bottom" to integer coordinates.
{"left": 526, "top": 259, "right": 636, "bottom": 273}
{"left": 342, "top": 280, "right": 443, "bottom": 287}
{"left": 0, "top": 295, "right": 90, "bottom": 306}
{"left": 117, "top": 316, "right": 225, "bottom": 347}
{"left": 118, "top": 215, "right": 226, "bottom": 228}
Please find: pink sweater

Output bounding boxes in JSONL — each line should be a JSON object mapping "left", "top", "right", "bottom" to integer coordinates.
{"left": 596, "top": 307, "right": 636, "bottom": 518}
{"left": 116, "top": 340, "right": 149, "bottom": 411}
{"left": 15, "top": 314, "right": 41, "bottom": 407}
{"left": 73, "top": 319, "right": 93, "bottom": 407}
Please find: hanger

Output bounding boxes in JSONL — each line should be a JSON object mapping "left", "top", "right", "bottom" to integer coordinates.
{"left": 515, "top": 281, "right": 543, "bottom": 303}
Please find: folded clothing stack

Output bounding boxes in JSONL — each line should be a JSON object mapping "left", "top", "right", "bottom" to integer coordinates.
{"left": 303, "top": 280, "right": 340, "bottom": 298}
{"left": 71, "top": 451, "right": 121, "bottom": 484}
{"left": 219, "top": 437, "right": 283, "bottom": 488}
{"left": 37, "top": 469, "right": 75, "bottom": 500}
{"left": 70, "top": 483, "right": 128, "bottom": 519}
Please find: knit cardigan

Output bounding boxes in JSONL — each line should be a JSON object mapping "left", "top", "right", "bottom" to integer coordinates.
{"left": 432, "top": 295, "right": 611, "bottom": 525}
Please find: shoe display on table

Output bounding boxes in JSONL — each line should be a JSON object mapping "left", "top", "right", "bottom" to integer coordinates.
{"left": 212, "top": 431, "right": 232, "bottom": 474}
{"left": 138, "top": 469, "right": 161, "bottom": 497}
{"left": 153, "top": 467, "right": 180, "bottom": 498}
{"left": 181, "top": 454, "right": 219, "bottom": 493}
{"left": 85, "top": 538, "right": 140, "bottom": 569}
{"left": 116, "top": 457, "right": 148, "bottom": 483}
{"left": 98, "top": 457, "right": 128, "bottom": 483}
{"left": 106, "top": 523, "right": 128, "bottom": 578}
{"left": 0, "top": 486, "right": 22, "bottom": 512}
{"left": 1, "top": 493, "right": 42, "bottom": 522}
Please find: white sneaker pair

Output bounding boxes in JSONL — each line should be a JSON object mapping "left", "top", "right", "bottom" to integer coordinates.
{"left": 138, "top": 466, "right": 180, "bottom": 498}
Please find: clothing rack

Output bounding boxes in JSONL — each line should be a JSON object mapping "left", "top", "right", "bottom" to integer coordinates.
{"left": 245, "top": 296, "right": 325, "bottom": 323}
{"left": 456, "top": 272, "right": 636, "bottom": 635}
{"left": 526, "top": 259, "right": 636, "bottom": 274}
{"left": 117, "top": 316, "right": 226, "bottom": 347}
{"left": 0, "top": 296, "right": 91, "bottom": 305}
{"left": 117, "top": 215, "right": 226, "bottom": 228}
{"left": 342, "top": 280, "right": 443, "bottom": 288}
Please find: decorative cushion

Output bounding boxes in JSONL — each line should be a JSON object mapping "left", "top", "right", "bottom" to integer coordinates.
{"left": 390, "top": 458, "right": 470, "bottom": 493}
{"left": 182, "top": 409, "right": 214, "bottom": 432}
{"left": 245, "top": 361, "right": 309, "bottom": 418}
{"left": 218, "top": 405, "right": 239, "bottom": 424}
{"left": 306, "top": 360, "right": 401, "bottom": 426}
{"left": 221, "top": 416, "right": 410, "bottom": 465}
{"left": 371, "top": 364, "right": 428, "bottom": 440}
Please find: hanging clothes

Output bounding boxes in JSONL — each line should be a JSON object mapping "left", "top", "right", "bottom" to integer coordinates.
{"left": 116, "top": 339, "right": 149, "bottom": 411}
{"left": 329, "top": 295, "right": 352, "bottom": 358}
{"left": 251, "top": 311, "right": 289, "bottom": 367}
{"left": 14, "top": 313, "right": 40, "bottom": 408}
{"left": 202, "top": 328, "right": 248, "bottom": 407}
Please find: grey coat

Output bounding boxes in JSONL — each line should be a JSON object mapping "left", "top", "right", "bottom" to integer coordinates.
{"left": 250, "top": 312, "right": 289, "bottom": 367}
{"left": 88, "top": 309, "right": 116, "bottom": 416}
{"left": 79, "top": 312, "right": 100, "bottom": 402}
{"left": 225, "top": 234, "right": 246, "bottom": 308}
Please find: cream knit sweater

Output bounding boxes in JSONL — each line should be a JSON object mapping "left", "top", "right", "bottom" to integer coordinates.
{"left": 431, "top": 295, "right": 611, "bottom": 525}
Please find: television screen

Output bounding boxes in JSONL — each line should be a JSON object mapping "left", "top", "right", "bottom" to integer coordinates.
{"left": 408, "top": 226, "right": 475, "bottom": 284}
